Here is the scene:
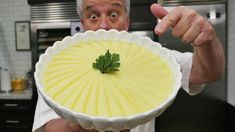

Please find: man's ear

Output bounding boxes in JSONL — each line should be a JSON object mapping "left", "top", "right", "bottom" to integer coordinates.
{"left": 81, "top": 19, "right": 84, "bottom": 25}
{"left": 80, "top": 19, "right": 86, "bottom": 30}
{"left": 125, "top": 16, "right": 130, "bottom": 31}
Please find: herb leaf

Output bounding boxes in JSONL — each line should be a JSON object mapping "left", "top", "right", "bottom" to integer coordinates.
{"left": 93, "top": 50, "right": 120, "bottom": 73}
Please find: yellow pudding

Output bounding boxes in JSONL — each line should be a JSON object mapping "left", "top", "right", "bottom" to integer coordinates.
{"left": 43, "top": 40, "right": 174, "bottom": 117}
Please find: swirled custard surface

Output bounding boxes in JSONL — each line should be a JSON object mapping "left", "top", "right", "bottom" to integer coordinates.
{"left": 43, "top": 40, "right": 174, "bottom": 117}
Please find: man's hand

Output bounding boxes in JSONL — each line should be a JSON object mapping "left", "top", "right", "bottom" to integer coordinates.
{"left": 150, "top": 3, "right": 215, "bottom": 47}
{"left": 150, "top": 3, "right": 225, "bottom": 84}
{"left": 45, "top": 118, "right": 130, "bottom": 132}
{"left": 44, "top": 118, "right": 97, "bottom": 132}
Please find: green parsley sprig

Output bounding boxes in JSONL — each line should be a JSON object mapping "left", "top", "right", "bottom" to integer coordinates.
{"left": 92, "top": 50, "right": 120, "bottom": 73}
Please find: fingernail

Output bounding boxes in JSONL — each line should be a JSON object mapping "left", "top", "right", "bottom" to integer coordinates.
{"left": 155, "top": 25, "right": 162, "bottom": 35}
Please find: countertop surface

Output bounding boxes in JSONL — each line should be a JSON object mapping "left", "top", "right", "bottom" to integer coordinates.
{"left": 0, "top": 89, "right": 32, "bottom": 100}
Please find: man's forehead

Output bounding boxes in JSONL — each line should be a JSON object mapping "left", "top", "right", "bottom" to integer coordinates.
{"left": 83, "top": 0, "right": 125, "bottom": 7}
{"left": 84, "top": 0, "right": 124, "bottom": 3}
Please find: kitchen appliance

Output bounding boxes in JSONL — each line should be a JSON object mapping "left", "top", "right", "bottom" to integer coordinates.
{"left": 0, "top": 68, "right": 11, "bottom": 92}
{"left": 158, "top": 0, "right": 226, "bottom": 5}
{"left": 29, "top": 2, "right": 83, "bottom": 109}
{"left": 30, "top": 21, "right": 83, "bottom": 71}
{"left": 0, "top": 67, "right": 2, "bottom": 91}
{"left": 155, "top": 0, "right": 227, "bottom": 132}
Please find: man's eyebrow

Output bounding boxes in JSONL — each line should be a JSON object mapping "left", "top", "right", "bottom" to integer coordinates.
{"left": 84, "top": 2, "right": 124, "bottom": 11}
{"left": 85, "top": 5, "right": 94, "bottom": 11}
{"left": 111, "top": 2, "right": 122, "bottom": 9}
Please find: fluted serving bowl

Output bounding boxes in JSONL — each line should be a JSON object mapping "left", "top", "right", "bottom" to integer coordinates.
{"left": 34, "top": 29, "right": 182, "bottom": 131}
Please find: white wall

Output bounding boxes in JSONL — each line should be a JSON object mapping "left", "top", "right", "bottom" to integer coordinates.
{"left": 228, "top": 0, "right": 235, "bottom": 106}
{"left": 0, "top": 0, "right": 31, "bottom": 78}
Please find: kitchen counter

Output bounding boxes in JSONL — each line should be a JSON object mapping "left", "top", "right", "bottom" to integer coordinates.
{"left": 0, "top": 89, "right": 32, "bottom": 100}
{"left": 0, "top": 88, "right": 34, "bottom": 132}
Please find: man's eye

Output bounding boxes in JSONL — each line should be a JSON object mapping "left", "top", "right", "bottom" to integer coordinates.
{"left": 110, "top": 12, "right": 118, "bottom": 18}
{"left": 89, "top": 14, "right": 97, "bottom": 20}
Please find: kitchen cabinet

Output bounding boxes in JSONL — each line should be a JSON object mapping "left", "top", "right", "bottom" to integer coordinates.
{"left": 0, "top": 90, "right": 35, "bottom": 132}
{"left": 0, "top": 99, "right": 35, "bottom": 132}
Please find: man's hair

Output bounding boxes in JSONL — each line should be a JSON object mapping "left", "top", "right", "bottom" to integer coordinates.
{"left": 76, "top": 0, "right": 130, "bottom": 17}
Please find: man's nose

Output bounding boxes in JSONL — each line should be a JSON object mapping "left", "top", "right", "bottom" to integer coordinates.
{"left": 99, "top": 17, "right": 111, "bottom": 30}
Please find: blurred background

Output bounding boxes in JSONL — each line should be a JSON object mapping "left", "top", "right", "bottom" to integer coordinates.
{"left": 0, "top": 0, "right": 234, "bottom": 132}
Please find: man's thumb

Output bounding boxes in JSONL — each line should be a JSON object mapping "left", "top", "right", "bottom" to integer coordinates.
{"left": 150, "top": 4, "right": 168, "bottom": 19}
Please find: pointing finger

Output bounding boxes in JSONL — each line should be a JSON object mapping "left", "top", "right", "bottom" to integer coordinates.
{"left": 155, "top": 6, "right": 183, "bottom": 35}
{"left": 150, "top": 3, "right": 168, "bottom": 19}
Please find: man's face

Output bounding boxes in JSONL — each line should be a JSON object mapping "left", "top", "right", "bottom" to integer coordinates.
{"left": 81, "top": 0, "right": 129, "bottom": 31}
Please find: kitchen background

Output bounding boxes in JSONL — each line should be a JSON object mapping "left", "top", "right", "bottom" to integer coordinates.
{"left": 227, "top": 0, "right": 235, "bottom": 108}
{"left": 0, "top": 0, "right": 234, "bottom": 131}
{"left": 0, "top": 0, "right": 31, "bottom": 77}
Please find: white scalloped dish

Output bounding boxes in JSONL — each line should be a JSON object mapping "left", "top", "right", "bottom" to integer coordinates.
{"left": 34, "top": 29, "right": 182, "bottom": 131}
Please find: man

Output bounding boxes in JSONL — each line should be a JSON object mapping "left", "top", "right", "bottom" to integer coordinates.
{"left": 32, "top": 0, "right": 225, "bottom": 132}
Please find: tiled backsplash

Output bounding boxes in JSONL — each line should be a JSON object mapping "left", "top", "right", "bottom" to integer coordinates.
{"left": 0, "top": 0, "right": 31, "bottom": 78}
{"left": 228, "top": 0, "right": 235, "bottom": 106}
